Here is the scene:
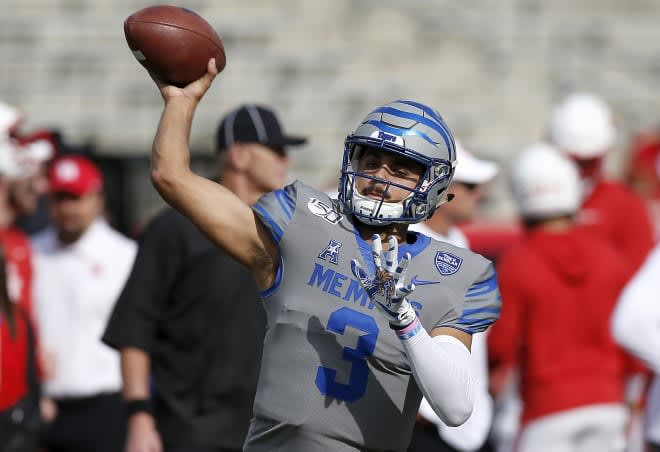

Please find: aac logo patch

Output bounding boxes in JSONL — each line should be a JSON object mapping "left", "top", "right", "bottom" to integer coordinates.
{"left": 318, "top": 240, "right": 342, "bottom": 265}
{"left": 434, "top": 251, "right": 463, "bottom": 276}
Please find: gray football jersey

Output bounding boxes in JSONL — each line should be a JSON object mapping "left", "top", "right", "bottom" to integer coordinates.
{"left": 246, "top": 181, "right": 500, "bottom": 452}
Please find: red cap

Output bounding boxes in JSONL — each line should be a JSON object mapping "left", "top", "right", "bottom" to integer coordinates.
{"left": 49, "top": 155, "right": 103, "bottom": 196}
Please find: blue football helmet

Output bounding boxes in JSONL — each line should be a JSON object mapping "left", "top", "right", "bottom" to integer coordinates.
{"left": 339, "top": 99, "right": 457, "bottom": 225}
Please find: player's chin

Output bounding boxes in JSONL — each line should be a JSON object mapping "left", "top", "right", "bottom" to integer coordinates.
{"left": 58, "top": 226, "right": 85, "bottom": 243}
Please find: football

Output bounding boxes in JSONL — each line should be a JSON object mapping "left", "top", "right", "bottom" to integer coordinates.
{"left": 124, "top": 5, "right": 226, "bottom": 87}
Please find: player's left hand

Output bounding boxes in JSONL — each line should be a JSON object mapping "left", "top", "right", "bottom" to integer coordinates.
{"left": 351, "top": 235, "right": 417, "bottom": 328}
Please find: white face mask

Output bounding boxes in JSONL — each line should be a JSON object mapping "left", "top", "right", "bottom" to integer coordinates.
{"left": 351, "top": 187, "right": 407, "bottom": 225}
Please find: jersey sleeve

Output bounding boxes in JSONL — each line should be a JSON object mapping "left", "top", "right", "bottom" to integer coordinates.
{"left": 446, "top": 263, "right": 502, "bottom": 334}
{"left": 251, "top": 182, "right": 298, "bottom": 244}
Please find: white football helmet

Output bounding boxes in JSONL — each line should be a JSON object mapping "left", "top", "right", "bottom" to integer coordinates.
{"left": 547, "top": 93, "right": 616, "bottom": 159}
{"left": 511, "top": 142, "right": 581, "bottom": 219}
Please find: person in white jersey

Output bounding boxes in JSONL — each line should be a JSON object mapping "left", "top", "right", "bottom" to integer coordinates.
{"left": 612, "top": 243, "right": 660, "bottom": 452}
{"left": 32, "top": 155, "right": 137, "bottom": 452}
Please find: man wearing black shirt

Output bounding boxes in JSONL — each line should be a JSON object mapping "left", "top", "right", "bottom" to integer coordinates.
{"left": 103, "top": 104, "right": 306, "bottom": 452}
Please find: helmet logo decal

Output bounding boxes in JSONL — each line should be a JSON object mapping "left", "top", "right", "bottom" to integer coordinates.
{"left": 434, "top": 251, "right": 463, "bottom": 276}
{"left": 307, "top": 197, "right": 343, "bottom": 224}
{"left": 371, "top": 130, "right": 405, "bottom": 146}
{"left": 377, "top": 131, "right": 396, "bottom": 142}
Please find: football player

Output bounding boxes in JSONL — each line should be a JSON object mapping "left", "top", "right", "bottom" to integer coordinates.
{"left": 147, "top": 59, "right": 501, "bottom": 452}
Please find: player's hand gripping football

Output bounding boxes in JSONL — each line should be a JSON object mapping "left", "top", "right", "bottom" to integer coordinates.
{"left": 351, "top": 235, "right": 417, "bottom": 328}
{"left": 151, "top": 58, "right": 219, "bottom": 104}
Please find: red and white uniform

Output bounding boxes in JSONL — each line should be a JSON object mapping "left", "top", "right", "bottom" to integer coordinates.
{"left": 578, "top": 181, "right": 654, "bottom": 270}
{"left": 489, "top": 227, "right": 634, "bottom": 450}
{"left": 0, "top": 227, "right": 34, "bottom": 410}
{"left": 580, "top": 179, "right": 654, "bottom": 413}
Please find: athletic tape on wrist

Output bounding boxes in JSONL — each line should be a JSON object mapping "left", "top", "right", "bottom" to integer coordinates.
{"left": 394, "top": 316, "right": 422, "bottom": 340}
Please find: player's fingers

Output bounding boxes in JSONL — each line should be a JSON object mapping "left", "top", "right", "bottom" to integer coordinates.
{"left": 208, "top": 57, "right": 219, "bottom": 75}
{"left": 350, "top": 259, "right": 372, "bottom": 288}
{"left": 394, "top": 252, "right": 411, "bottom": 281}
{"left": 399, "top": 281, "right": 415, "bottom": 297}
{"left": 385, "top": 236, "right": 398, "bottom": 272}
{"left": 184, "top": 58, "right": 218, "bottom": 100}
{"left": 200, "top": 58, "right": 219, "bottom": 85}
{"left": 371, "top": 234, "right": 383, "bottom": 269}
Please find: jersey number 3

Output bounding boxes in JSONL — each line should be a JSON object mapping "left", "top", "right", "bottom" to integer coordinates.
{"left": 315, "top": 307, "right": 379, "bottom": 402}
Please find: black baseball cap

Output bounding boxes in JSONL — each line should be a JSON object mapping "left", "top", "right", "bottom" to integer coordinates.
{"left": 215, "top": 104, "right": 307, "bottom": 152}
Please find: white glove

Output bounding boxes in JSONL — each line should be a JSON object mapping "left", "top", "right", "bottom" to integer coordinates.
{"left": 350, "top": 235, "right": 417, "bottom": 328}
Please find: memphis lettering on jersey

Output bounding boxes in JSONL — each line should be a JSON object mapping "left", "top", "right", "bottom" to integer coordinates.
{"left": 307, "top": 262, "right": 423, "bottom": 315}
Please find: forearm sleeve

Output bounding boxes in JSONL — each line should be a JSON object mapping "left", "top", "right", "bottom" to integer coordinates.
{"left": 397, "top": 320, "right": 474, "bottom": 426}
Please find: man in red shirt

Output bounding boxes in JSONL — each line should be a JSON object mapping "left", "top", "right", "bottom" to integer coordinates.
{"left": 548, "top": 94, "right": 654, "bottom": 450}
{"left": 547, "top": 92, "right": 654, "bottom": 269}
{"left": 489, "top": 143, "right": 634, "bottom": 452}
{"left": 625, "top": 129, "right": 660, "bottom": 240}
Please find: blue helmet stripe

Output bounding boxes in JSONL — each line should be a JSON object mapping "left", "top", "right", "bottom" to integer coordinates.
{"left": 395, "top": 100, "right": 455, "bottom": 159}
{"left": 364, "top": 120, "right": 439, "bottom": 147}
{"left": 373, "top": 106, "right": 447, "bottom": 137}
{"left": 371, "top": 103, "right": 455, "bottom": 160}
{"left": 395, "top": 99, "right": 444, "bottom": 123}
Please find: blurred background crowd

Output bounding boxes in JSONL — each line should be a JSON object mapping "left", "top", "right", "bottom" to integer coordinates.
{"left": 2, "top": 1, "right": 660, "bottom": 451}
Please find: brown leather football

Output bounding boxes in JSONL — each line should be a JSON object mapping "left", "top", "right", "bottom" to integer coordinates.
{"left": 124, "top": 5, "right": 226, "bottom": 87}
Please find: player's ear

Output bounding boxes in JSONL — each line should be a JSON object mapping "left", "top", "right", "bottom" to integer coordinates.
{"left": 226, "top": 143, "right": 251, "bottom": 171}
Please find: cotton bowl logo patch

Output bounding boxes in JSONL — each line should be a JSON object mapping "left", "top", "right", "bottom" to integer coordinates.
{"left": 434, "top": 251, "right": 462, "bottom": 276}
